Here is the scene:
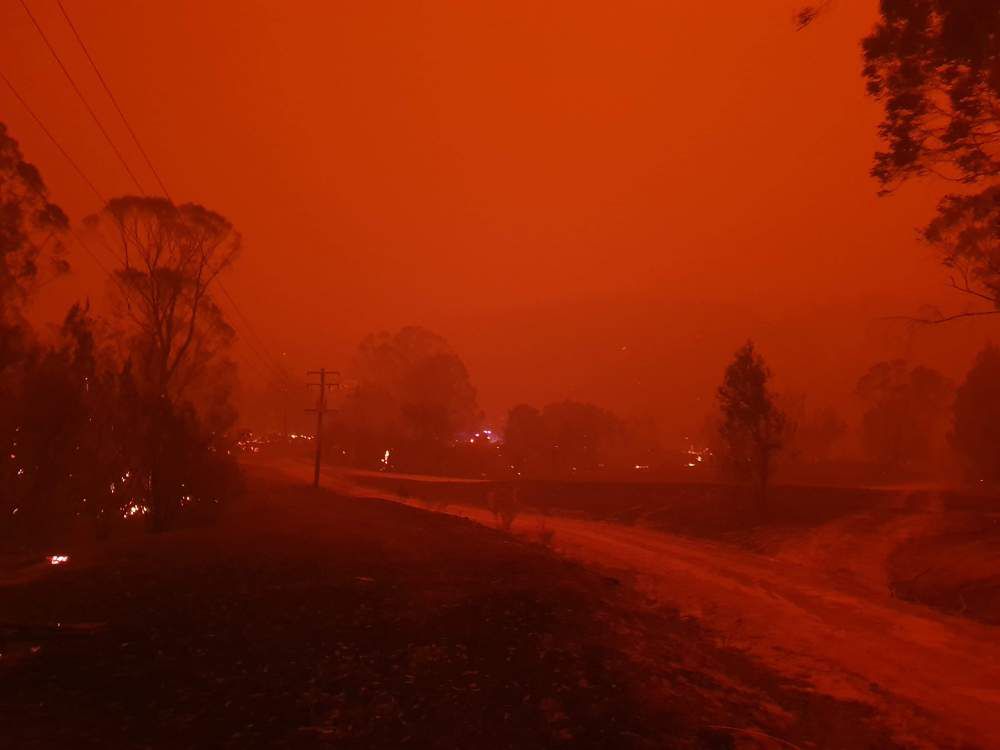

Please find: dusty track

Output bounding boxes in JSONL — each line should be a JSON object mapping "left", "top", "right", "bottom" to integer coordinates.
{"left": 547, "top": 512, "right": 999, "bottom": 749}
{"left": 269, "top": 460, "right": 1000, "bottom": 749}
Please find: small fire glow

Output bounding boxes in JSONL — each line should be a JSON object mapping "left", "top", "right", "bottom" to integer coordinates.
{"left": 123, "top": 502, "right": 149, "bottom": 519}
{"left": 684, "top": 443, "right": 712, "bottom": 469}
{"left": 464, "top": 427, "right": 500, "bottom": 445}
{"left": 47, "top": 555, "right": 70, "bottom": 566}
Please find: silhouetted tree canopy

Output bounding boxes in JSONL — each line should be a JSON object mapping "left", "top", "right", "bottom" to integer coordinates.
{"left": 3, "top": 305, "right": 147, "bottom": 545}
{"left": 0, "top": 127, "right": 240, "bottom": 545}
{"left": 504, "top": 404, "right": 547, "bottom": 474}
{"left": 863, "top": 1, "right": 1000, "bottom": 189}
{"left": 854, "top": 3, "right": 1000, "bottom": 314}
{"left": 0, "top": 122, "right": 68, "bottom": 369}
{"left": 333, "top": 326, "right": 480, "bottom": 470}
{"left": 85, "top": 196, "right": 240, "bottom": 398}
{"left": 717, "top": 341, "right": 786, "bottom": 503}
{"left": 503, "top": 401, "right": 659, "bottom": 477}
{"left": 951, "top": 343, "right": 1000, "bottom": 482}
{"left": 923, "top": 185, "right": 1000, "bottom": 311}
{"left": 2, "top": 293, "right": 240, "bottom": 546}
{"left": 0, "top": 122, "right": 69, "bottom": 303}
{"left": 856, "top": 359, "right": 953, "bottom": 474}
{"left": 84, "top": 196, "right": 242, "bottom": 530}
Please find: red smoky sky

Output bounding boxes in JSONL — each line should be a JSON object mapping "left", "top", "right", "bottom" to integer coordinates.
{"left": 2, "top": 1, "right": 994, "bottom": 437}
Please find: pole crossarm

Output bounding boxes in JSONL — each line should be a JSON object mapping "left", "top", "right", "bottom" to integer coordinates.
{"left": 305, "top": 369, "right": 340, "bottom": 487}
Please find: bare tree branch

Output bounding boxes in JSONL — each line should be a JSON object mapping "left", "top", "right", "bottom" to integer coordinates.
{"left": 881, "top": 310, "right": 1000, "bottom": 325}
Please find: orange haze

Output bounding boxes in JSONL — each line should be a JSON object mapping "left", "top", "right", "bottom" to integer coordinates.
{"left": 2, "top": 0, "right": 993, "bottom": 437}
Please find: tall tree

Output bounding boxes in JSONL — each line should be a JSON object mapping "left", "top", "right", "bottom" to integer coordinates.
{"left": 0, "top": 122, "right": 68, "bottom": 367}
{"left": 86, "top": 197, "right": 241, "bottom": 529}
{"left": 856, "top": 360, "right": 953, "bottom": 474}
{"left": 0, "top": 122, "right": 69, "bottom": 545}
{"left": 952, "top": 343, "right": 1000, "bottom": 482}
{"left": 86, "top": 196, "right": 240, "bottom": 398}
{"left": 717, "top": 341, "right": 786, "bottom": 506}
{"left": 333, "top": 327, "right": 480, "bottom": 471}
{"left": 922, "top": 187, "right": 1000, "bottom": 315}
{"left": 1, "top": 304, "right": 137, "bottom": 546}
{"left": 863, "top": 1, "right": 1000, "bottom": 189}
{"left": 860, "top": 2, "right": 1000, "bottom": 316}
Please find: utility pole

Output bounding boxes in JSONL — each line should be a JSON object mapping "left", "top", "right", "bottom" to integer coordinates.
{"left": 281, "top": 382, "right": 289, "bottom": 440}
{"left": 306, "top": 369, "right": 339, "bottom": 487}
{"left": 280, "top": 352, "right": 290, "bottom": 440}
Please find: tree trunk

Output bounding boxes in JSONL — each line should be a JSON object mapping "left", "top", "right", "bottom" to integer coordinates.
{"left": 756, "top": 449, "right": 771, "bottom": 518}
{"left": 147, "top": 395, "right": 171, "bottom": 533}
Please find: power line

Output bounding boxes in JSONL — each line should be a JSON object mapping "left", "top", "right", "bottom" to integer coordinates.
{"left": 18, "top": 0, "right": 147, "bottom": 195}
{"left": 0, "top": 68, "right": 105, "bottom": 204}
{"left": 69, "top": 228, "right": 112, "bottom": 277}
{"left": 0, "top": 67, "right": 127, "bottom": 279}
{"left": 13, "top": 2, "right": 291, "bottom": 385}
{"left": 55, "top": 0, "right": 171, "bottom": 201}
{"left": 65, "top": 229, "right": 141, "bottom": 307}
{"left": 213, "top": 285, "right": 288, "bottom": 382}
{"left": 50, "top": 2, "right": 290, "bottom": 383}
{"left": 216, "top": 281, "right": 290, "bottom": 381}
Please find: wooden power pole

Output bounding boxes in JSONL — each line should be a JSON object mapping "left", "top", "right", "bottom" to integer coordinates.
{"left": 306, "top": 368, "right": 339, "bottom": 487}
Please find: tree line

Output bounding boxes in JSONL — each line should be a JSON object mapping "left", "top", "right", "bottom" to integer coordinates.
{"left": 314, "top": 323, "right": 1000, "bottom": 500}
{"left": 712, "top": 340, "right": 1000, "bottom": 509}
{"left": 1, "top": 122, "right": 241, "bottom": 550}
{"left": 725, "top": 1, "right": 1000, "bottom": 503}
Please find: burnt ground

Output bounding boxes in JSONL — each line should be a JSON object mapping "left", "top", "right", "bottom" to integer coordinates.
{"left": 355, "top": 471, "right": 1000, "bottom": 628}
{"left": 0, "top": 466, "right": 900, "bottom": 749}
{"left": 352, "top": 473, "right": 898, "bottom": 542}
{"left": 887, "top": 510, "right": 1000, "bottom": 626}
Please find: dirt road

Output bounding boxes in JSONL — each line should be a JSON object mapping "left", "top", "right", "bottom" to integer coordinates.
{"left": 271, "top": 460, "right": 1000, "bottom": 749}
{"left": 547, "top": 511, "right": 1000, "bottom": 749}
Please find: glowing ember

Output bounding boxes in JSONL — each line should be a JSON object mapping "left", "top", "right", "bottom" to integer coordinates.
{"left": 47, "top": 555, "right": 70, "bottom": 566}
{"left": 683, "top": 443, "right": 713, "bottom": 469}
{"left": 123, "top": 502, "right": 149, "bottom": 519}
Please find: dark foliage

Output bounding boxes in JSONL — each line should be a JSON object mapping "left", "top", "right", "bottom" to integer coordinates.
{"left": 863, "top": 0, "right": 1000, "bottom": 189}
{"left": 860, "top": 2, "right": 1000, "bottom": 313}
{"left": 502, "top": 400, "right": 655, "bottom": 478}
{"left": 0, "top": 305, "right": 240, "bottom": 549}
{"left": 856, "top": 359, "right": 953, "bottom": 475}
{"left": 85, "top": 196, "right": 240, "bottom": 398}
{"left": 0, "top": 122, "right": 242, "bottom": 547}
{"left": 951, "top": 343, "right": 1000, "bottom": 482}
{"left": 329, "top": 327, "right": 481, "bottom": 472}
{"left": 716, "top": 342, "right": 786, "bottom": 504}
{"left": 0, "top": 122, "right": 68, "bottom": 370}
{"left": 923, "top": 185, "right": 1000, "bottom": 310}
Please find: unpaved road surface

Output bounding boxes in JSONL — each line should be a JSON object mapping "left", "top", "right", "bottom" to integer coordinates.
{"left": 269, "top": 460, "right": 1000, "bottom": 749}
{"left": 546, "top": 510, "right": 1000, "bottom": 750}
